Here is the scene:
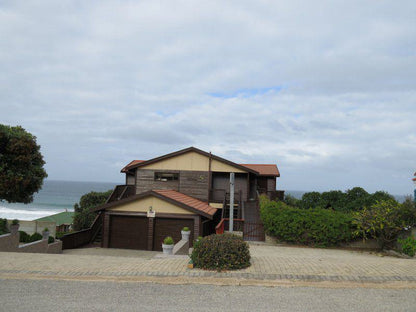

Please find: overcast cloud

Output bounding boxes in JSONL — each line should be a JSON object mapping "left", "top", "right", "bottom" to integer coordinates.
{"left": 1, "top": 1, "right": 415, "bottom": 195}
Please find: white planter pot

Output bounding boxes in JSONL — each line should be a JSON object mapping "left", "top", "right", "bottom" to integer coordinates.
{"left": 42, "top": 231, "right": 50, "bottom": 240}
{"left": 162, "top": 244, "right": 174, "bottom": 255}
{"left": 181, "top": 230, "right": 191, "bottom": 241}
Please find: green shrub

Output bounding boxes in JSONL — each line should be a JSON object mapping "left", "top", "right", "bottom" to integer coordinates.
{"left": 11, "top": 219, "right": 19, "bottom": 225}
{"left": 48, "top": 236, "right": 55, "bottom": 244}
{"left": 19, "top": 231, "right": 31, "bottom": 243}
{"left": 43, "top": 227, "right": 49, "bottom": 232}
{"left": 353, "top": 199, "right": 414, "bottom": 249}
{"left": 190, "top": 233, "right": 251, "bottom": 271}
{"left": 261, "top": 200, "right": 354, "bottom": 247}
{"left": 398, "top": 237, "right": 416, "bottom": 257}
{"left": 182, "top": 227, "right": 190, "bottom": 232}
{"left": 163, "top": 236, "right": 174, "bottom": 245}
{"left": 55, "top": 231, "right": 66, "bottom": 239}
{"left": 0, "top": 218, "right": 9, "bottom": 235}
{"left": 29, "top": 232, "right": 42, "bottom": 242}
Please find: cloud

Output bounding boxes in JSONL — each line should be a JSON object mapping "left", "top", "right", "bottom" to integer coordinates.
{"left": 0, "top": 0, "right": 415, "bottom": 195}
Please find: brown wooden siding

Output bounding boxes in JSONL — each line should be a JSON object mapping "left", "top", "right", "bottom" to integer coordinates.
{"left": 152, "top": 218, "right": 194, "bottom": 251}
{"left": 109, "top": 215, "right": 148, "bottom": 250}
{"left": 212, "top": 173, "right": 248, "bottom": 201}
{"left": 178, "top": 171, "right": 209, "bottom": 201}
{"left": 136, "top": 169, "right": 180, "bottom": 194}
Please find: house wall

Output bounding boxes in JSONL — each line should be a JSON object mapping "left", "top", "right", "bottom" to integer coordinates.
{"left": 135, "top": 169, "right": 210, "bottom": 201}
{"left": 179, "top": 171, "right": 209, "bottom": 201}
{"left": 107, "top": 196, "right": 193, "bottom": 215}
{"left": 7, "top": 220, "right": 56, "bottom": 237}
{"left": 126, "top": 173, "right": 135, "bottom": 185}
{"left": 136, "top": 169, "right": 180, "bottom": 194}
{"left": 267, "top": 177, "right": 276, "bottom": 192}
{"left": 212, "top": 173, "right": 248, "bottom": 201}
{"left": 139, "top": 151, "right": 246, "bottom": 173}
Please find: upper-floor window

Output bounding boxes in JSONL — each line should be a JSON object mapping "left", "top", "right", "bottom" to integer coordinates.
{"left": 154, "top": 172, "right": 179, "bottom": 181}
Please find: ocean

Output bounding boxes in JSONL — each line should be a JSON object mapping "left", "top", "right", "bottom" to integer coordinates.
{"left": 0, "top": 180, "right": 117, "bottom": 220}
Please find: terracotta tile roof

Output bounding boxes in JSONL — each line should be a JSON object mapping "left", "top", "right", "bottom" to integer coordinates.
{"left": 153, "top": 189, "right": 217, "bottom": 217}
{"left": 239, "top": 164, "right": 280, "bottom": 177}
{"left": 121, "top": 160, "right": 146, "bottom": 172}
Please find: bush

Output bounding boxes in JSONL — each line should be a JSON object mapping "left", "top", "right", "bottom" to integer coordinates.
{"left": 19, "top": 231, "right": 31, "bottom": 243}
{"left": 55, "top": 231, "right": 66, "bottom": 239}
{"left": 261, "top": 200, "right": 354, "bottom": 247}
{"left": 182, "top": 227, "right": 190, "bottom": 232}
{"left": 29, "top": 232, "right": 42, "bottom": 242}
{"left": 190, "top": 233, "right": 251, "bottom": 271}
{"left": 163, "top": 236, "right": 174, "bottom": 245}
{"left": 11, "top": 219, "right": 19, "bottom": 225}
{"left": 398, "top": 237, "right": 416, "bottom": 257}
{"left": 0, "top": 218, "right": 9, "bottom": 235}
{"left": 48, "top": 236, "right": 55, "bottom": 244}
{"left": 353, "top": 199, "right": 414, "bottom": 249}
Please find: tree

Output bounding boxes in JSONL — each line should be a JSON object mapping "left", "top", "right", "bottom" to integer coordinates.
{"left": 0, "top": 125, "right": 47, "bottom": 203}
{"left": 73, "top": 190, "right": 113, "bottom": 230}
{"left": 320, "top": 190, "right": 346, "bottom": 211}
{"left": 299, "top": 192, "right": 321, "bottom": 209}
{"left": 344, "top": 187, "right": 370, "bottom": 211}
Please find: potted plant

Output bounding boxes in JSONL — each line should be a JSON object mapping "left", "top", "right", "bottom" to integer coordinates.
{"left": 181, "top": 227, "right": 191, "bottom": 241}
{"left": 42, "top": 227, "right": 50, "bottom": 240}
{"left": 162, "top": 236, "right": 174, "bottom": 255}
{"left": 10, "top": 219, "right": 20, "bottom": 234}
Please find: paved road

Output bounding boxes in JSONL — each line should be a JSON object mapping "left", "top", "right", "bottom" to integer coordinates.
{"left": 1, "top": 278, "right": 415, "bottom": 312}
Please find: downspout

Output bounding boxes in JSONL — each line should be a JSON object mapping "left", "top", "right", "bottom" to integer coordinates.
{"left": 208, "top": 152, "right": 212, "bottom": 202}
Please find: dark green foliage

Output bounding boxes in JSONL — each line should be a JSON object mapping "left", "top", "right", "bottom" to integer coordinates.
{"left": 398, "top": 237, "right": 416, "bottom": 257}
{"left": 296, "top": 188, "right": 398, "bottom": 213}
{"left": 320, "top": 190, "right": 345, "bottom": 211}
{"left": 398, "top": 197, "right": 416, "bottom": 228}
{"left": 299, "top": 192, "right": 321, "bottom": 209}
{"left": 190, "top": 233, "right": 251, "bottom": 271}
{"left": 55, "top": 231, "right": 66, "bottom": 239}
{"left": 29, "top": 232, "right": 43, "bottom": 242}
{"left": 0, "top": 124, "right": 47, "bottom": 203}
{"left": 73, "top": 190, "right": 112, "bottom": 230}
{"left": 343, "top": 187, "right": 370, "bottom": 211}
{"left": 11, "top": 219, "right": 19, "bottom": 225}
{"left": 19, "top": 231, "right": 31, "bottom": 243}
{"left": 0, "top": 218, "right": 9, "bottom": 235}
{"left": 48, "top": 236, "right": 55, "bottom": 244}
{"left": 283, "top": 194, "right": 301, "bottom": 207}
{"left": 260, "top": 200, "right": 354, "bottom": 247}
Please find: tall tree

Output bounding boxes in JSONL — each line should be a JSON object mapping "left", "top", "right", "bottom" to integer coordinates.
{"left": 0, "top": 125, "right": 47, "bottom": 203}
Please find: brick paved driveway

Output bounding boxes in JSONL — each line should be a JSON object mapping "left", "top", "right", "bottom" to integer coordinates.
{"left": 0, "top": 244, "right": 415, "bottom": 284}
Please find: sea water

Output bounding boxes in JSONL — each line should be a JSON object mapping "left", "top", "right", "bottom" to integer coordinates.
{"left": 0, "top": 180, "right": 116, "bottom": 220}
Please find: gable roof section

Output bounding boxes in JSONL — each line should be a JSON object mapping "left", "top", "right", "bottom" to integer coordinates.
{"left": 121, "top": 160, "right": 146, "bottom": 173}
{"left": 239, "top": 164, "right": 280, "bottom": 177}
{"left": 95, "top": 189, "right": 217, "bottom": 219}
{"left": 121, "top": 147, "right": 258, "bottom": 175}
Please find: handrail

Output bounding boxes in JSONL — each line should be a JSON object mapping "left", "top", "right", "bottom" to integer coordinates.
{"left": 215, "top": 218, "right": 245, "bottom": 234}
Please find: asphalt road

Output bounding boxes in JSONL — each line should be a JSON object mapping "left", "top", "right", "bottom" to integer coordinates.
{"left": 1, "top": 279, "right": 416, "bottom": 312}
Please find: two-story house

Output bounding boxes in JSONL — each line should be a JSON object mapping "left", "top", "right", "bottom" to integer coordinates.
{"left": 94, "top": 147, "right": 280, "bottom": 251}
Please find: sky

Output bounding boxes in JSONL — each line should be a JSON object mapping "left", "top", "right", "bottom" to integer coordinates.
{"left": 1, "top": 1, "right": 415, "bottom": 195}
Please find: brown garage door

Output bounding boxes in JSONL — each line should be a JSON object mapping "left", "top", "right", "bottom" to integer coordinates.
{"left": 109, "top": 215, "right": 148, "bottom": 250}
{"left": 153, "top": 218, "right": 194, "bottom": 251}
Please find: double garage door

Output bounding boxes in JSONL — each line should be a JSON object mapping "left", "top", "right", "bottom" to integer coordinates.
{"left": 109, "top": 215, "right": 194, "bottom": 251}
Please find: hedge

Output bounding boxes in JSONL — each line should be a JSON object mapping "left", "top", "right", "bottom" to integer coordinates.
{"left": 260, "top": 200, "right": 354, "bottom": 247}
{"left": 190, "top": 234, "right": 251, "bottom": 271}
